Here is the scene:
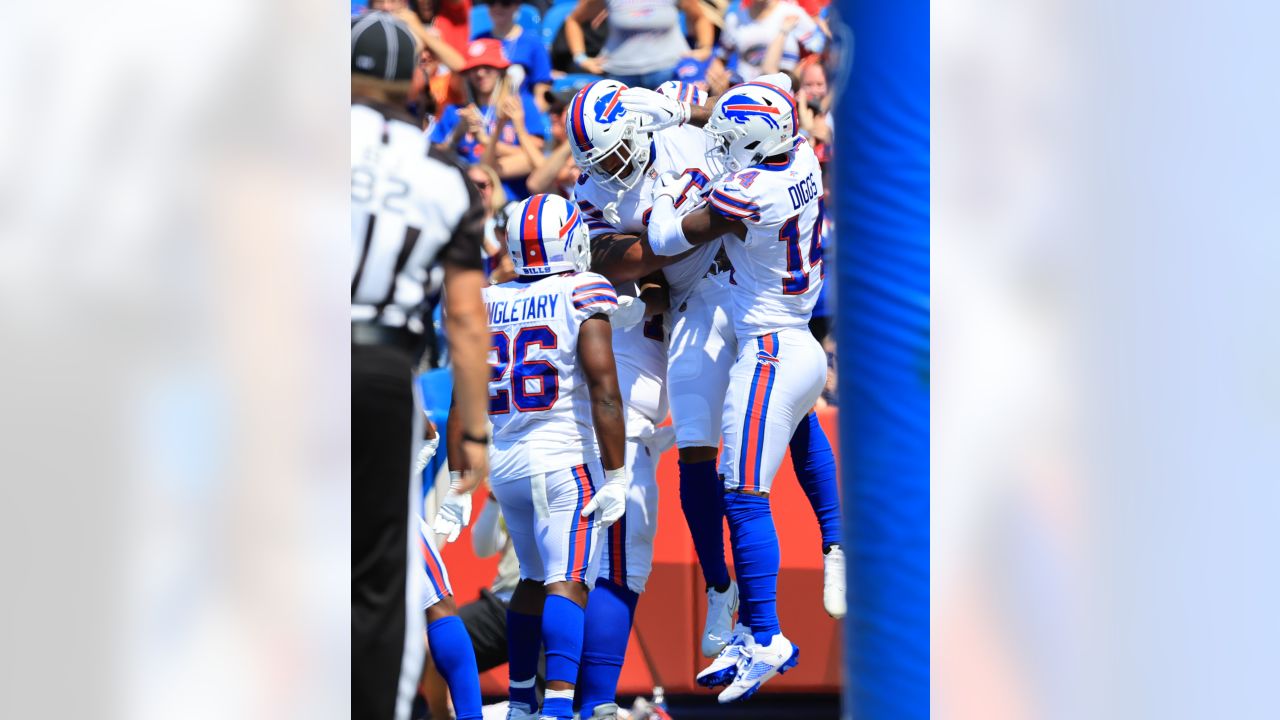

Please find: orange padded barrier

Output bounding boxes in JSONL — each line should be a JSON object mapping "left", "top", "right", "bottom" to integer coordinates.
{"left": 439, "top": 408, "right": 843, "bottom": 697}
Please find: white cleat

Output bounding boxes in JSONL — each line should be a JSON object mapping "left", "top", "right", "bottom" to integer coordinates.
{"left": 505, "top": 701, "right": 538, "bottom": 720}
{"left": 701, "top": 581, "right": 739, "bottom": 657}
{"left": 717, "top": 633, "right": 800, "bottom": 704}
{"left": 587, "top": 703, "right": 620, "bottom": 719}
{"left": 823, "top": 545, "right": 847, "bottom": 618}
{"left": 696, "top": 624, "right": 754, "bottom": 688}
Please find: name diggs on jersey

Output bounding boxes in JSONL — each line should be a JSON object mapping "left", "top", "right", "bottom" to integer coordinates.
{"left": 487, "top": 293, "right": 560, "bottom": 326}
{"left": 788, "top": 173, "right": 819, "bottom": 210}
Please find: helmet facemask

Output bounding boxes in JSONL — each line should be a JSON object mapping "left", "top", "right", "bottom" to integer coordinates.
{"left": 582, "top": 115, "right": 651, "bottom": 193}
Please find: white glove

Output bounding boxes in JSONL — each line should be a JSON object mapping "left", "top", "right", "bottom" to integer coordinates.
{"left": 414, "top": 433, "right": 440, "bottom": 476}
{"left": 645, "top": 425, "right": 677, "bottom": 455}
{"left": 652, "top": 171, "right": 689, "bottom": 206}
{"left": 581, "top": 468, "right": 628, "bottom": 527}
{"left": 754, "top": 72, "right": 793, "bottom": 93}
{"left": 611, "top": 295, "right": 647, "bottom": 330}
{"left": 432, "top": 471, "right": 473, "bottom": 543}
{"left": 620, "top": 87, "right": 690, "bottom": 132}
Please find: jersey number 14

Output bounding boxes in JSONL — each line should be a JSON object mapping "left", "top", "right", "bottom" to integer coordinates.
{"left": 778, "top": 198, "right": 826, "bottom": 295}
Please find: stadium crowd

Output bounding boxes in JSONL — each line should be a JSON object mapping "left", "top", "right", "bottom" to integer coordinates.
{"left": 354, "top": 1, "right": 839, "bottom": 717}
{"left": 354, "top": 0, "right": 836, "bottom": 359}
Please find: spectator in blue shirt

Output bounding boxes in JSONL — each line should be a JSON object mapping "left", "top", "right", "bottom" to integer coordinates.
{"left": 474, "top": 0, "right": 554, "bottom": 113}
{"left": 430, "top": 39, "right": 548, "bottom": 200}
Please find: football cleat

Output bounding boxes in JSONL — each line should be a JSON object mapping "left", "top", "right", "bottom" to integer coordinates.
{"left": 716, "top": 634, "right": 800, "bottom": 704}
{"left": 505, "top": 701, "right": 538, "bottom": 720}
{"left": 696, "top": 625, "right": 754, "bottom": 688}
{"left": 823, "top": 545, "right": 847, "bottom": 618}
{"left": 587, "top": 702, "right": 620, "bottom": 719}
{"left": 701, "top": 581, "right": 739, "bottom": 657}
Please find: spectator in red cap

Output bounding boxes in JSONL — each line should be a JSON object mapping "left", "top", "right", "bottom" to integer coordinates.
{"left": 430, "top": 39, "right": 549, "bottom": 200}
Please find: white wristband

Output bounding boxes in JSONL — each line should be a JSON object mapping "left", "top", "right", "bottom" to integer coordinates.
{"left": 448, "top": 471, "right": 465, "bottom": 492}
{"left": 647, "top": 197, "right": 694, "bottom": 256}
{"left": 604, "top": 467, "right": 626, "bottom": 485}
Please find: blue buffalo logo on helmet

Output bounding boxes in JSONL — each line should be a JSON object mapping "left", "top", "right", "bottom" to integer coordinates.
{"left": 593, "top": 88, "right": 627, "bottom": 124}
{"left": 719, "top": 94, "right": 783, "bottom": 130}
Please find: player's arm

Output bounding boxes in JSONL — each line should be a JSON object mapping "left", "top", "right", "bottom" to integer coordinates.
{"left": 609, "top": 270, "right": 670, "bottom": 330}
{"left": 643, "top": 176, "right": 746, "bottom": 257}
{"left": 578, "top": 316, "right": 626, "bottom": 473}
{"left": 589, "top": 231, "right": 697, "bottom": 284}
{"left": 638, "top": 272, "right": 671, "bottom": 315}
{"left": 621, "top": 72, "right": 795, "bottom": 129}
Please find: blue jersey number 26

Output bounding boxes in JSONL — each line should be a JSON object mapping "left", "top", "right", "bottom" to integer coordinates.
{"left": 488, "top": 325, "right": 560, "bottom": 415}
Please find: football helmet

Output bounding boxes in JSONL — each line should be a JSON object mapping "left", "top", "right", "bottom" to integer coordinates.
{"left": 504, "top": 194, "right": 590, "bottom": 276}
{"left": 705, "top": 81, "right": 801, "bottom": 174}
{"left": 565, "top": 80, "right": 652, "bottom": 193}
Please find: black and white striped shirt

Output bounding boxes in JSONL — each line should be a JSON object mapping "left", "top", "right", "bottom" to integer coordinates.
{"left": 351, "top": 99, "right": 483, "bottom": 333}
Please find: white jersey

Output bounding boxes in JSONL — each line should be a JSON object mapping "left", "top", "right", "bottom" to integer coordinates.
{"left": 707, "top": 140, "right": 825, "bottom": 338}
{"left": 572, "top": 124, "right": 724, "bottom": 310}
{"left": 483, "top": 272, "right": 619, "bottom": 480}
{"left": 721, "top": 4, "right": 825, "bottom": 82}
{"left": 571, "top": 125, "right": 725, "bottom": 429}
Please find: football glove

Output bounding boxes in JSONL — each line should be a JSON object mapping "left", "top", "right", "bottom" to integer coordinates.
{"left": 581, "top": 468, "right": 628, "bottom": 527}
{"left": 432, "top": 471, "right": 473, "bottom": 543}
{"left": 611, "top": 295, "right": 647, "bottom": 330}
{"left": 414, "top": 433, "right": 440, "bottom": 476}
{"left": 620, "top": 87, "right": 690, "bottom": 132}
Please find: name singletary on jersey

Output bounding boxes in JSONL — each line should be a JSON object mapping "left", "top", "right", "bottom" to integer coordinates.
{"left": 484, "top": 272, "right": 619, "bottom": 480}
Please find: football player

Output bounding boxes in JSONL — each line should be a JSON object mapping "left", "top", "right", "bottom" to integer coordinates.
{"left": 483, "top": 194, "right": 629, "bottom": 720}
{"left": 642, "top": 81, "right": 828, "bottom": 703}
{"left": 591, "top": 76, "right": 844, "bottom": 662}
{"left": 563, "top": 79, "right": 741, "bottom": 718}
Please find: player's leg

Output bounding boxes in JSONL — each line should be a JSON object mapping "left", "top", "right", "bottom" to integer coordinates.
{"left": 417, "top": 520, "right": 483, "bottom": 720}
{"left": 456, "top": 589, "right": 512, "bottom": 673}
{"left": 578, "top": 438, "right": 658, "bottom": 717}
{"left": 788, "top": 412, "right": 846, "bottom": 617}
{"left": 714, "top": 329, "right": 826, "bottom": 703}
{"left": 667, "top": 279, "right": 739, "bottom": 655}
{"left": 538, "top": 463, "right": 606, "bottom": 720}
{"left": 491, "top": 478, "right": 548, "bottom": 717}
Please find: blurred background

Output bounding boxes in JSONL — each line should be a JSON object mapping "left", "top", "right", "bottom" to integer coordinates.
{"left": 3, "top": 1, "right": 1280, "bottom": 719}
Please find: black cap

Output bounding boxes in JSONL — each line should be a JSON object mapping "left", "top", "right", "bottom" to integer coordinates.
{"left": 352, "top": 12, "right": 416, "bottom": 82}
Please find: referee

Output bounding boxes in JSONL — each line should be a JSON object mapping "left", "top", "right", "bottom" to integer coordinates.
{"left": 351, "top": 13, "right": 491, "bottom": 720}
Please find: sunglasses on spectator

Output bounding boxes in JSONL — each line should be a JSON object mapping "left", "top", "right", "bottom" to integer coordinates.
{"left": 493, "top": 0, "right": 520, "bottom": 6}
{"left": 472, "top": 179, "right": 492, "bottom": 190}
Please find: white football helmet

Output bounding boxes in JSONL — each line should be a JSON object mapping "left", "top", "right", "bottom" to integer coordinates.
{"left": 705, "top": 81, "right": 801, "bottom": 174}
{"left": 655, "top": 79, "right": 708, "bottom": 107}
{"left": 504, "top": 194, "right": 590, "bottom": 276}
{"left": 566, "top": 80, "right": 652, "bottom": 193}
